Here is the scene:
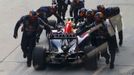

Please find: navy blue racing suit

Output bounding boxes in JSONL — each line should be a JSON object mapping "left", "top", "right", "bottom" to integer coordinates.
{"left": 13, "top": 15, "right": 51, "bottom": 66}
{"left": 70, "top": 1, "right": 84, "bottom": 20}
{"left": 52, "top": 0, "right": 71, "bottom": 20}
{"left": 36, "top": 6, "right": 64, "bottom": 42}
{"left": 36, "top": 6, "right": 63, "bottom": 23}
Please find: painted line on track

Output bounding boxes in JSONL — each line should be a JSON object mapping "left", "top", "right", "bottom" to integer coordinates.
{"left": 0, "top": 44, "right": 20, "bottom": 63}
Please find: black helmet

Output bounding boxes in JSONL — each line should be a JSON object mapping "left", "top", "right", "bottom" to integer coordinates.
{"left": 29, "top": 10, "right": 38, "bottom": 21}
{"left": 51, "top": 4, "right": 57, "bottom": 9}
{"left": 95, "top": 12, "right": 104, "bottom": 18}
{"left": 94, "top": 12, "right": 104, "bottom": 22}
{"left": 50, "top": 4, "right": 57, "bottom": 13}
{"left": 86, "top": 9, "right": 94, "bottom": 17}
{"left": 97, "top": 5, "right": 105, "bottom": 12}
{"left": 74, "top": 0, "right": 80, "bottom": 3}
{"left": 78, "top": 8, "right": 87, "bottom": 17}
{"left": 29, "top": 10, "right": 37, "bottom": 16}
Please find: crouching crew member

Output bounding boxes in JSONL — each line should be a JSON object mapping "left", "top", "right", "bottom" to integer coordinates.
{"left": 36, "top": 5, "right": 64, "bottom": 43}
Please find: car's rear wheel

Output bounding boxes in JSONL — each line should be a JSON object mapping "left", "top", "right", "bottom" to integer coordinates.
{"left": 32, "top": 47, "right": 47, "bottom": 70}
{"left": 82, "top": 46, "right": 98, "bottom": 70}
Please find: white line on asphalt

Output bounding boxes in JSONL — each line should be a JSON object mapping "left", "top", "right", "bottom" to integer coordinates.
{"left": 92, "top": 65, "right": 107, "bottom": 75}
{"left": 2, "top": 61, "right": 26, "bottom": 63}
{"left": 0, "top": 44, "right": 20, "bottom": 63}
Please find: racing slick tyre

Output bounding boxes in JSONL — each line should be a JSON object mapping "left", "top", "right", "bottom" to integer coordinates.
{"left": 82, "top": 46, "right": 98, "bottom": 70}
{"left": 32, "top": 47, "right": 47, "bottom": 70}
{"left": 48, "top": 20, "right": 56, "bottom": 29}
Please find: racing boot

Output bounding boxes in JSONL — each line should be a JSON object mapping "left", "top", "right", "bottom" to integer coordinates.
{"left": 23, "top": 51, "right": 28, "bottom": 58}
{"left": 63, "top": 16, "right": 65, "bottom": 20}
{"left": 27, "top": 60, "right": 31, "bottom": 67}
{"left": 105, "top": 55, "right": 110, "bottom": 64}
{"left": 36, "top": 38, "right": 39, "bottom": 43}
{"left": 23, "top": 53, "right": 27, "bottom": 58}
{"left": 110, "top": 63, "right": 114, "bottom": 69}
{"left": 118, "top": 30, "right": 123, "bottom": 46}
{"left": 119, "top": 41, "right": 122, "bottom": 47}
{"left": 27, "top": 57, "right": 32, "bottom": 67}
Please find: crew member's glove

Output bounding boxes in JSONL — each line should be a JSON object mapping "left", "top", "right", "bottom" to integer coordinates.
{"left": 13, "top": 33, "right": 18, "bottom": 39}
{"left": 119, "top": 40, "right": 122, "bottom": 46}
{"left": 46, "top": 25, "right": 52, "bottom": 34}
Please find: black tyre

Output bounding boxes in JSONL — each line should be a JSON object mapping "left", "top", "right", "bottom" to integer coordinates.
{"left": 83, "top": 55, "right": 97, "bottom": 70}
{"left": 82, "top": 46, "right": 98, "bottom": 70}
{"left": 32, "top": 47, "right": 47, "bottom": 70}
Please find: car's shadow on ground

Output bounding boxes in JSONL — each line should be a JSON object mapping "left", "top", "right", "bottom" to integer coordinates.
{"left": 47, "top": 64, "right": 83, "bottom": 70}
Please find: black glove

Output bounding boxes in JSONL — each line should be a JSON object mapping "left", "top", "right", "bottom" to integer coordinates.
{"left": 46, "top": 25, "right": 52, "bottom": 34}
{"left": 118, "top": 30, "right": 123, "bottom": 46}
{"left": 13, "top": 33, "right": 18, "bottom": 39}
{"left": 119, "top": 40, "right": 122, "bottom": 46}
{"left": 68, "top": 0, "right": 71, "bottom": 5}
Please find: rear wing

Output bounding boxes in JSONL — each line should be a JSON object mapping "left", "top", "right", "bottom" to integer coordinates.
{"left": 48, "top": 33, "right": 77, "bottom": 39}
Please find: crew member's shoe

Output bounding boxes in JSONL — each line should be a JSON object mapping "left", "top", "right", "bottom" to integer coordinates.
{"left": 110, "top": 63, "right": 114, "bottom": 69}
{"left": 105, "top": 55, "right": 110, "bottom": 64}
{"left": 23, "top": 53, "right": 27, "bottom": 58}
{"left": 119, "top": 41, "right": 122, "bottom": 47}
{"left": 36, "top": 38, "right": 39, "bottom": 43}
{"left": 27, "top": 61, "right": 31, "bottom": 67}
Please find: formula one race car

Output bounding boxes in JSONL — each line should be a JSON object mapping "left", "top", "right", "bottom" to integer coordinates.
{"left": 32, "top": 18, "right": 98, "bottom": 70}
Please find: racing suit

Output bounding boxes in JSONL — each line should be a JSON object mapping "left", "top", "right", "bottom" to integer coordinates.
{"left": 109, "top": 14, "right": 123, "bottom": 46}
{"left": 36, "top": 6, "right": 64, "bottom": 42}
{"left": 103, "top": 19, "right": 118, "bottom": 69}
{"left": 79, "top": 18, "right": 117, "bottom": 69}
{"left": 36, "top": 6, "right": 63, "bottom": 24}
{"left": 74, "top": 15, "right": 85, "bottom": 25}
{"left": 90, "top": 22, "right": 110, "bottom": 64}
{"left": 76, "top": 15, "right": 95, "bottom": 49}
{"left": 13, "top": 15, "right": 51, "bottom": 67}
{"left": 52, "top": 0, "right": 71, "bottom": 20}
{"left": 70, "top": 1, "right": 84, "bottom": 20}
{"left": 101, "top": 7, "right": 123, "bottom": 47}
{"left": 80, "top": 0, "right": 85, "bottom": 6}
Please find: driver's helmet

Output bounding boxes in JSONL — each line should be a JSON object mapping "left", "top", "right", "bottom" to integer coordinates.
{"left": 64, "top": 20, "right": 73, "bottom": 34}
{"left": 78, "top": 8, "right": 87, "bottom": 17}
{"left": 67, "top": 17, "right": 74, "bottom": 22}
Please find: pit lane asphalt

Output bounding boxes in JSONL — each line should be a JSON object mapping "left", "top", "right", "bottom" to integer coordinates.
{"left": 0, "top": 0, "right": 134, "bottom": 75}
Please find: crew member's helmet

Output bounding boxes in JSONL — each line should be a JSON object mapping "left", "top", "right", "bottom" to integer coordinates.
{"left": 97, "top": 5, "right": 105, "bottom": 12}
{"left": 73, "top": 0, "right": 80, "bottom": 3}
{"left": 29, "top": 10, "right": 38, "bottom": 21}
{"left": 86, "top": 9, "right": 94, "bottom": 17}
{"left": 78, "top": 8, "right": 87, "bottom": 17}
{"left": 50, "top": 4, "right": 57, "bottom": 13}
{"left": 29, "top": 10, "right": 37, "bottom": 16}
{"left": 94, "top": 12, "right": 104, "bottom": 22}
